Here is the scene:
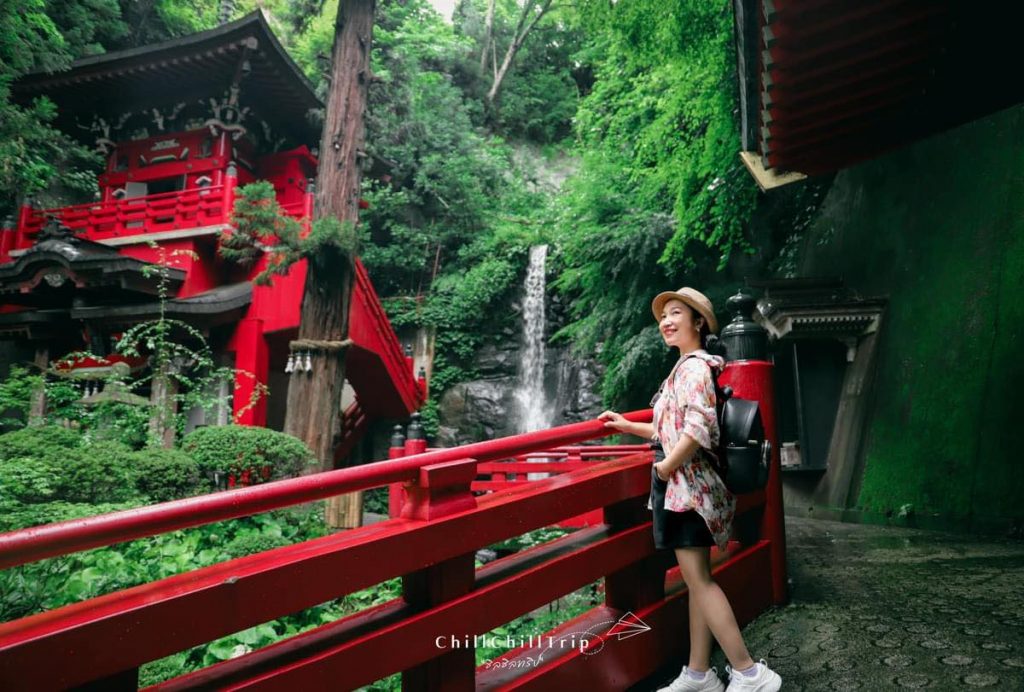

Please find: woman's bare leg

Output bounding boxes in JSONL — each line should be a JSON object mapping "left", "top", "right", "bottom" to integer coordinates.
{"left": 687, "top": 585, "right": 714, "bottom": 671}
{"left": 675, "top": 546, "right": 755, "bottom": 670}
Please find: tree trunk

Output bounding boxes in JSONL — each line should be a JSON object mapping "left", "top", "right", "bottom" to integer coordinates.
{"left": 284, "top": 0, "right": 375, "bottom": 486}
{"left": 479, "top": 0, "right": 496, "bottom": 73}
{"left": 28, "top": 347, "right": 48, "bottom": 426}
{"left": 485, "top": 0, "right": 553, "bottom": 106}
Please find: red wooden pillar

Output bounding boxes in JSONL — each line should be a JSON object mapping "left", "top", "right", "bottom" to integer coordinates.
{"left": 14, "top": 197, "right": 33, "bottom": 252}
{"left": 230, "top": 317, "right": 269, "bottom": 426}
{"left": 0, "top": 215, "right": 14, "bottom": 262}
{"left": 718, "top": 291, "right": 788, "bottom": 606}
{"left": 400, "top": 458, "right": 479, "bottom": 691}
{"left": 301, "top": 178, "right": 315, "bottom": 234}
{"left": 388, "top": 424, "right": 407, "bottom": 518}
{"left": 603, "top": 470, "right": 666, "bottom": 612}
{"left": 222, "top": 163, "right": 238, "bottom": 225}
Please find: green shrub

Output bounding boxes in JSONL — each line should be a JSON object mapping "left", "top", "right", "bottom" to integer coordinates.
{"left": 0, "top": 425, "right": 83, "bottom": 462}
{"left": 0, "top": 458, "right": 58, "bottom": 503}
{"left": 222, "top": 532, "right": 291, "bottom": 560}
{"left": 134, "top": 448, "right": 207, "bottom": 503}
{"left": 181, "top": 426, "right": 316, "bottom": 482}
{"left": 57, "top": 441, "right": 139, "bottom": 503}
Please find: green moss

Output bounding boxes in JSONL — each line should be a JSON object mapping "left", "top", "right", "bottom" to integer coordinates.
{"left": 797, "top": 103, "right": 1024, "bottom": 525}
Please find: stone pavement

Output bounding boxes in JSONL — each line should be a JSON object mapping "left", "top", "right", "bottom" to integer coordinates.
{"left": 635, "top": 516, "right": 1024, "bottom": 691}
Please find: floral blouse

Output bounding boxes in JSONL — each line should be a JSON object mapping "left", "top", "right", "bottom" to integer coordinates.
{"left": 646, "top": 349, "right": 735, "bottom": 550}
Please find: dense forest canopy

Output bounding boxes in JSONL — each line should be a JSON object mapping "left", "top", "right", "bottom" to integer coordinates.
{"left": 0, "top": 0, "right": 774, "bottom": 420}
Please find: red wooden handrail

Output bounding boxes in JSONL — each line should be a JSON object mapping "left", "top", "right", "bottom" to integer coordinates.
{"left": 17, "top": 186, "right": 229, "bottom": 244}
{"left": 0, "top": 411, "right": 652, "bottom": 571}
{"left": 350, "top": 256, "right": 424, "bottom": 412}
{"left": 0, "top": 447, "right": 769, "bottom": 690}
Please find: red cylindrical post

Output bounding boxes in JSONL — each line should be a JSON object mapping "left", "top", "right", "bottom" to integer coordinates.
{"left": 718, "top": 289, "right": 787, "bottom": 606}
{"left": 15, "top": 198, "right": 33, "bottom": 251}
{"left": 223, "top": 162, "right": 238, "bottom": 225}
{"left": 302, "top": 178, "right": 315, "bottom": 235}
{"left": 388, "top": 424, "right": 406, "bottom": 518}
{"left": 0, "top": 216, "right": 15, "bottom": 262}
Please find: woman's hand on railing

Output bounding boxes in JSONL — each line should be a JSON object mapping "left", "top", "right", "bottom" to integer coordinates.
{"left": 598, "top": 411, "right": 655, "bottom": 441}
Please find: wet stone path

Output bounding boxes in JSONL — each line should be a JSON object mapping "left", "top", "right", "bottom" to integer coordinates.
{"left": 636, "top": 516, "right": 1024, "bottom": 691}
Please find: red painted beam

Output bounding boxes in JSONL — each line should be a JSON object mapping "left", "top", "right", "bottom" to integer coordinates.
{"left": 0, "top": 456, "right": 654, "bottom": 690}
{"left": 157, "top": 524, "right": 658, "bottom": 691}
{"left": 0, "top": 411, "right": 653, "bottom": 570}
{"left": 474, "top": 542, "right": 774, "bottom": 689}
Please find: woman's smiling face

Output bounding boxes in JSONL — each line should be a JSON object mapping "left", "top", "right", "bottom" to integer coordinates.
{"left": 659, "top": 298, "right": 700, "bottom": 349}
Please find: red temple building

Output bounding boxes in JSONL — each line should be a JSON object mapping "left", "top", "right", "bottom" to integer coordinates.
{"left": 0, "top": 12, "right": 425, "bottom": 461}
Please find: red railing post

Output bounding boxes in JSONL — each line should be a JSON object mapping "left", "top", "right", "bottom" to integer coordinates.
{"left": 388, "top": 424, "right": 407, "bottom": 518}
{"left": 404, "top": 412, "right": 428, "bottom": 457}
{"left": 400, "top": 458, "right": 479, "bottom": 691}
{"left": 302, "top": 178, "right": 315, "bottom": 235}
{"left": 602, "top": 470, "right": 666, "bottom": 612}
{"left": 223, "top": 162, "right": 238, "bottom": 225}
{"left": 0, "top": 215, "right": 14, "bottom": 262}
{"left": 718, "top": 291, "right": 788, "bottom": 605}
{"left": 14, "top": 197, "right": 33, "bottom": 251}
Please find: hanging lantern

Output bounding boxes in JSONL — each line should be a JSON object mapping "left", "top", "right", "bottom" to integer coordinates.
{"left": 285, "top": 353, "right": 295, "bottom": 374}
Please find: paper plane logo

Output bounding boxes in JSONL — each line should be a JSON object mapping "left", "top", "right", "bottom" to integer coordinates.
{"left": 606, "top": 611, "right": 651, "bottom": 640}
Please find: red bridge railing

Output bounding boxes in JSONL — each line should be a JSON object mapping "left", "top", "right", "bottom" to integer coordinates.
{"left": 15, "top": 186, "right": 231, "bottom": 245}
{"left": 0, "top": 403, "right": 786, "bottom": 691}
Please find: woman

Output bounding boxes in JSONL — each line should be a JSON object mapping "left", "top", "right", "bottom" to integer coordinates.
{"left": 599, "top": 287, "right": 781, "bottom": 692}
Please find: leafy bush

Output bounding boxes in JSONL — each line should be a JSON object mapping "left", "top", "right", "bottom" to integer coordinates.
{"left": 57, "top": 441, "right": 138, "bottom": 503}
{"left": 0, "top": 425, "right": 83, "bottom": 462}
{"left": 134, "top": 448, "right": 207, "bottom": 503}
{"left": 0, "top": 458, "right": 59, "bottom": 503}
{"left": 181, "top": 426, "right": 316, "bottom": 482}
{"left": 0, "top": 426, "right": 85, "bottom": 505}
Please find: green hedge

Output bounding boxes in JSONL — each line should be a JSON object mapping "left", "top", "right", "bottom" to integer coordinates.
{"left": 181, "top": 425, "right": 316, "bottom": 482}
{"left": 134, "top": 448, "right": 207, "bottom": 502}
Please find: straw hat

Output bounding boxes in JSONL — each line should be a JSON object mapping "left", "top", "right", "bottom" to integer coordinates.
{"left": 651, "top": 287, "right": 719, "bottom": 334}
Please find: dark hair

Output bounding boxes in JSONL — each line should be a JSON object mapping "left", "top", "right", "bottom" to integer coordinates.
{"left": 690, "top": 306, "right": 725, "bottom": 356}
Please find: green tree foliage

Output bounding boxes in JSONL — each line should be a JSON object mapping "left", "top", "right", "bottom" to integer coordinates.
{"left": 223, "top": 180, "right": 358, "bottom": 284}
{"left": 0, "top": 0, "right": 100, "bottom": 212}
{"left": 551, "top": 0, "right": 759, "bottom": 407}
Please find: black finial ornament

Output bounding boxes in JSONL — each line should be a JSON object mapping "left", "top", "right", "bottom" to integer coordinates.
{"left": 407, "top": 412, "right": 424, "bottom": 440}
{"left": 719, "top": 290, "right": 768, "bottom": 362}
{"left": 38, "top": 216, "right": 77, "bottom": 243}
{"left": 390, "top": 424, "right": 406, "bottom": 448}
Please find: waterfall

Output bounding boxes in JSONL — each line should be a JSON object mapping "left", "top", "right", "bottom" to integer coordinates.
{"left": 513, "top": 244, "right": 552, "bottom": 434}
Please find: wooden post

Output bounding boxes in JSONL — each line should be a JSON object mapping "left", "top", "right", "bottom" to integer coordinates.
{"left": 283, "top": 0, "right": 376, "bottom": 528}
{"left": 148, "top": 359, "right": 178, "bottom": 448}
{"left": 400, "top": 459, "right": 478, "bottom": 691}
{"left": 27, "top": 347, "right": 48, "bottom": 426}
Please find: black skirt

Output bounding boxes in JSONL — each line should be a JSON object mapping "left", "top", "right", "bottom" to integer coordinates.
{"left": 650, "top": 444, "right": 715, "bottom": 549}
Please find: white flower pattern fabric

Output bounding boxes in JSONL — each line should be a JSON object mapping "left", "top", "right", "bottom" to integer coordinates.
{"left": 647, "top": 349, "right": 735, "bottom": 550}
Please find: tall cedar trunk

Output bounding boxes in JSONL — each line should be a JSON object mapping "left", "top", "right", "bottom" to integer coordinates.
{"left": 284, "top": 0, "right": 375, "bottom": 470}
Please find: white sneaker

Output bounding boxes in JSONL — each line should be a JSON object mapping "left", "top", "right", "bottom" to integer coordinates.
{"left": 656, "top": 665, "right": 726, "bottom": 692}
{"left": 724, "top": 659, "right": 782, "bottom": 691}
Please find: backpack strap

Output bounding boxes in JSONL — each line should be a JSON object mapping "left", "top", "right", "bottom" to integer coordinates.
{"left": 679, "top": 354, "right": 729, "bottom": 475}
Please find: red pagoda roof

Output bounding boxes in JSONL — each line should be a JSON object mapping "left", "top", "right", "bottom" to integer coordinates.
{"left": 13, "top": 11, "right": 322, "bottom": 148}
{"left": 734, "top": 0, "right": 1024, "bottom": 184}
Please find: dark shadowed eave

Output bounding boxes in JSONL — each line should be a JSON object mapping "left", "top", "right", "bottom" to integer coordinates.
{"left": 733, "top": 0, "right": 1024, "bottom": 181}
{"left": 12, "top": 11, "right": 322, "bottom": 148}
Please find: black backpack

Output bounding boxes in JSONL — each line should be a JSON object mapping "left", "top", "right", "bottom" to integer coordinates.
{"left": 700, "top": 359, "right": 771, "bottom": 495}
